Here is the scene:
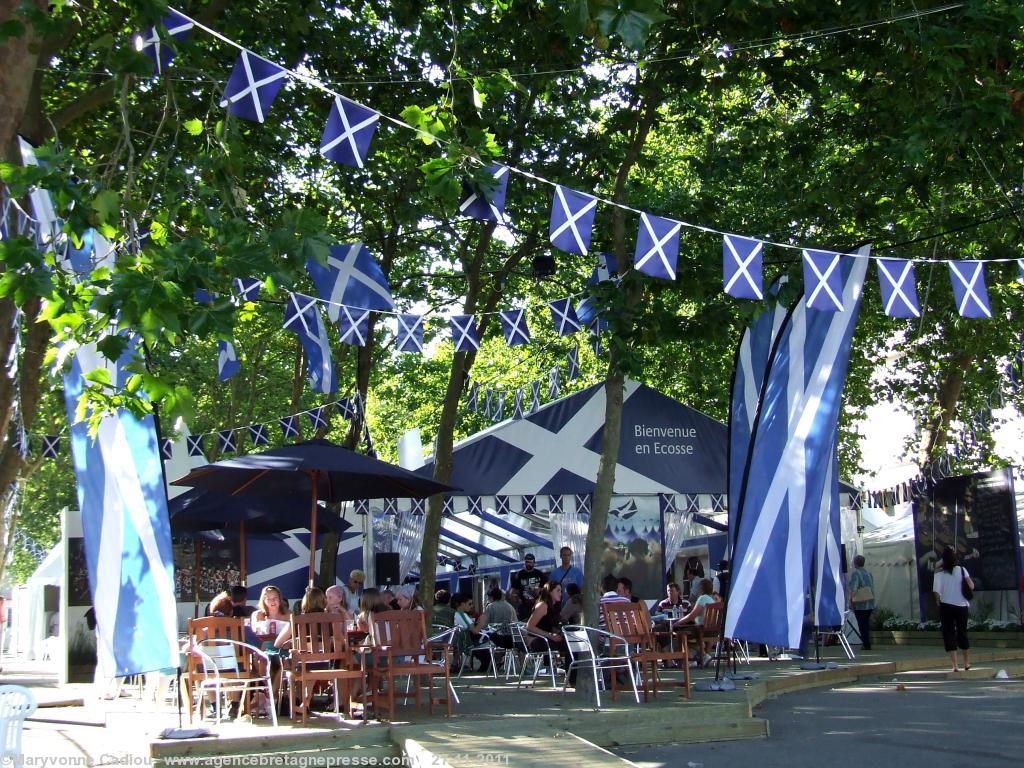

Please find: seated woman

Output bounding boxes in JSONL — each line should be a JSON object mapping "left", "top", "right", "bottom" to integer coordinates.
{"left": 452, "top": 593, "right": 491, "bottom": 672}
{"left": 324, "top": 585, "right": 352, "bottom": 622}
{"left": 526, "top": 582, "right": 567, "bottom": 670}
{"left": 274, "top": 586, "right": 327, "bottom": 649}
{"left": 356, "top": 588, "right": 389, "bottom": 634}
{"left": 676, "top": 578, "right": 717, "bottom": 665}
{"left": 394, "top": 584, "right": 422, "bottom": 611}
{"left": 250, "top": 585, "right": 292, "bottom": 639}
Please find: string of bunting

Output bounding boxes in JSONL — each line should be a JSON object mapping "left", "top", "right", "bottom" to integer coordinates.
{"left": 140, "top": 7, "right": 1021, "bottom": 326}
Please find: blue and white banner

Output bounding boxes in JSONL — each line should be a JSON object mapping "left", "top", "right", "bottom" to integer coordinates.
{"left": 634, "top": 213, "right": 680, "bottom": 281}
{"left": 549, "top": 185, "right": 597, "bottom": 255}
{"left": 220, "top": 50, "right": 288, "bottom": 123}
{"left": 248, "top": 423, "right": 269, "bottom": 447}
{"left": 138, "top": 10, "right": 193, "bottom": 76}
{"left": 41, "top": 435, "right": 60, "bottom": 459}
{"left": 307, "top": 405, "right": 329, "bottom": 432}
{"left": 450, "top": 314, "right": 481, "bottom": 352}
{"left": 320, "top": 95, "right": 379, "bottom": 169}
{"left": 396, "top": 313, "right": 424, "bottom": 354}
{"left": 500, "top": 309, "right": 530, "bottom": 346}
{"left": 234, "top": 277, "right": 262, "bottom": 303}
{"left": 814, "top": 443, "right": 845, "bottom": 626}
{"left": 217, "top": 340, "right": 240, "bottom": 381}
{"left": 567, "top": 346, "right": 580, "bottom": 381}
{"left": 877, "top": 258, "right": 920, "bottom": 318}
{"left": 723, "top": 234, "right": 764, "bottom": 300}
{"left": 217, "top": 429, "right": 237, "bottom": 454}
{"left": 802, "top": 250, "right": 845, "bottom": 312}
{"left": 279, "top": 415, "right": 301, "bottom": 440}
{"left": 307, "top": 243, "right": 395, "bottom": 319}
{"left": 726, "top": 246, "right": 869, "bottom": 648}
{"left": 460, "top": 164, "right": 509, "bottom": 222}
{"left": 548, "top": 298, "right": 581, "bottom": 336}
{"left": 283, "top": 292, "right": 338, "bottom": 394}
{"left": 62, "top": 339, "right": 177, "bottom": 676}
{"left": 337, "top": 306, "right": 370, "bottom": 346}
{"left": 948, "top": 260, "right": 991, "bottom": 319}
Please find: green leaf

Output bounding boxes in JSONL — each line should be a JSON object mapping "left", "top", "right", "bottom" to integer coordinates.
{"left": 183, "top": 119, "right": 204, "bottom": 136}
{"left": 91, "top": 190, "right": 120, "bottom": 227}
{"left": 0, "top": 19, "right": 26, "bottom": 41}
{"left": 84, "top": 367, "right": 113, "bottom": 388}
{"left": 96, "top": 334, "right": 129, "bottom": 364}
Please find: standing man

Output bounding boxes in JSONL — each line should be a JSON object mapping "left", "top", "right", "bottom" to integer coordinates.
{"left": 510, "top": 553, "right": 546, "bottom": 619}
{"left": 548, "top": 546, "right": 584, "bottom": 591}
{"left": 340, "top": 569, "right": 365, "bottom": 613}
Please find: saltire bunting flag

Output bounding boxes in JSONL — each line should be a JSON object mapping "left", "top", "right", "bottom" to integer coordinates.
{"left": 187, "top": 434, "right": 205, "bottom": 457}
{"left": 531, "top": 380, "right": 542, "bottom": 413}
{"left": 279, "top": 415, "right": 301, "bottom": 441}
{"left": 495, "top": 495, "right": 511, "bottom": 516}
{"left": 802, "top": 250, "right": 845, "bottom": 312}
{"left": 336, "top": 397, "right": 355, "bottom": 420}
{"left": 685, "top": 494, "right": 700, "bottom": 514}
{"left": 337, "top": 306, "right": 371, "bottom": 347}
{"left": 876, "top": 258, "right": 921, "bottom": 318}
{"left": 355, "top": 499, "right": 369, "bottom": 516}
{"left": 593, "top": 252, "right": 619, "bottom": 283}
{"left": 512, "top": 388, "right": 524, "bottom": 420}
{"left": 61, "top": 335, "right": 178, "bottom": 676}
{"left": 467, "top": 382, "right": 479, "bottom": 413}
{"left": 160, "top": 438, "right": 173, "bottom": 461}
{"left": 549, "top": 185, "right": 597, "bottom": 255}
{"left": 548, "top": 367, "right": 560, "bottom": 400}
{"left": 217, "top": 429, "right": 236, "bottom": 454}
{"left": 450, "top": 315, "right": 481, "bottom": 352}
{"left": 362, "top": 422, "right": 376, "bottom": 458}
{"left": 814, "top": 444, "right": 845, "bottom": 627}
{"left": 658, "top": 493, "right": 676, "bottom": 516}
{"left": 548, "top": 298, "right": 582, "bottom": 336}
{"left": 248, "top": 423, "right": 269, "bottom": 447}
{"left": 352, "top": 391, "right": 365, "bottom": 418}
{"left": 307, "top": 406, "right": 329, "bottom": 432}
{"left": 217, "top": 340, "right": 241, "bottom": 381}
{"left": 723, "top": 234, "right": 764, "bottom": 299}
{"left": 442, "top": 497, "right": 455, "bottom": 518}
{"left": 712, "top": 494, "right": 727, "bottom": 513}
{"left": 493, "top": 392, "right": 505, "bottom": 422}
{"left": 138, "top": 9, "right": 193, "bottom": 76}
{"left": 234, "top": 277, "right": 262, "bottom": 303}
{"left": 383, "top": 498, "right": 398, "bottom": 516}
{"left": 728, "top": 276, "right": 789, "bottom": 548}
{"left": 483, "top": 389, "right": 493, "bottom": 419}
{"left": 567, "top": 346, "right": 580, "bottom": 381}
{"left": 219, "top": 50, "right": 288, "bottom": 123}
{"left": 41, "top": 435, "right": 60, "bottom": 459}
{"left": 307, "top": 243, "right": 394, "bottom": 322}
{"left": 411, "top": 498, "right": 425, "bottom": 517}
{"left": 726, "top": 246, "right": 869, "bottom": 648}
{"left": 193, "top": 288, "right": 215, "bottom": 305}
{"left": 634, "top": 213, "right": 681, "bottom": 281}
{"left": 320, "top": 96, "right": 379, "bottom": 169}
{"left": 396, "top": 314, "right": 424, "bottom": 354}
{"left": 575, "top": 493, "right": 591, "bottom": 515}
{"left": 283, "top": 293, "right": 338, "bottom": 394}
{"left": 521, "top": 495, "right": 537, "bottom": 516}
{"left": 1018, "top": 259, "right": 1024, "bottom": 283}
{"left": 948, "top": 261, "right": 992, "bottom": 318}
{"left": 548, "top": 495, "right": 563, "bottom": 514}
{"left": 591, "top": 331, "right": 603, "bottom": 356}
{"left": 467, "top": 496, "right": 483, "bottom": 516}
{"left": 65, "top": 227, "right": 97, "bottom": 275}
{"left": 575, "top": 296, "right": 601, "bottom": 331}
{"left": 500, "top": 309, "right": 530, "bottom": 346}
{"left": 460, "top": 164, "right": 509, "bottom": 222}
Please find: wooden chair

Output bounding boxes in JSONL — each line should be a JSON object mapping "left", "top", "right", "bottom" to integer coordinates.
{"left": 602, "top": 601, "right": 691, "bottom": 700}
{"left": 286, "top": 613, "right": 363, "bottom": 722}
{"left": 701, "top": 602, "right": 737, "bottom": 672}
{"left": 184, "top": 616, "right": 259, "bottom": 722}
{"left": 369, "top": 610, "right": 453, "bottom": 720}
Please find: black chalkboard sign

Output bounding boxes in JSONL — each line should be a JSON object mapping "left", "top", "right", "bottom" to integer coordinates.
{"left": 913, "top": 468, "right": 1021, "bottom": 596}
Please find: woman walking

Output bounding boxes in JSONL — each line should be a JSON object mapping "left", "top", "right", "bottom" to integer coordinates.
{"left": 933, "top": 546, "right": 974, "bottom": 672}
{"left": 848, "top": 555, "right": 876, "bottom": 651}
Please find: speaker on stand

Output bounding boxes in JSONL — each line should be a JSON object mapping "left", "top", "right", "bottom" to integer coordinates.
{"left": 374, "top": 552, "right": 401, "bottom": 587}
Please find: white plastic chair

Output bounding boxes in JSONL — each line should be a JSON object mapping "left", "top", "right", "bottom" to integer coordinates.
{"left": 0, "top": 685, "right": 37, "bottom": 764}
{"left": 194, "top": 639, "right": 278, "bottom": 726}
{"left": 561, "top": 626, "right": 639, "bottom": 709}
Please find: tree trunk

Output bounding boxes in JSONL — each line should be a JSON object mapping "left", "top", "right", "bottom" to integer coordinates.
{"left": 918, "top": 349, "right": 974, "bottom": 465}
{"left": 0, "top": 1, "right": 47, "bottom": 164}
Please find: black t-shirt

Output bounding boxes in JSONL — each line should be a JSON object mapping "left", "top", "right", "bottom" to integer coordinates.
{"left": 232, "top": 604, "right": 256, "bottom": 619}
{"left": 511, "top": 567, "right": 547, "bottom": 602}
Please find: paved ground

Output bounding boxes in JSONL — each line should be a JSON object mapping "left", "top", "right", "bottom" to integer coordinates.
{"left": 617, "top": 674, "right": 1024, "bottom": 768}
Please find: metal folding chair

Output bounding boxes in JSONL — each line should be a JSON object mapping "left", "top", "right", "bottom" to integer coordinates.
{"left": 561, "top": 625, "right": 640, "bottom": 709}
{"left": 511, "top": 622, "right": 561, "bottom": 688}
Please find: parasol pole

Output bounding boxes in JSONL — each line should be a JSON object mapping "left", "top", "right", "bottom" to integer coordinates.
{"left": 193, "top": 538, "right": 201, "bottom": 618}
{"left": 309, "top": 469, "right": 319, "bottom": 585}
{"left": 240, "top": 519, "right": 247, "bottom": 585}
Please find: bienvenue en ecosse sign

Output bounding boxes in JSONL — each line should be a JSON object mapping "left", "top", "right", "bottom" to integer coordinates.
{"left": 632, "top": 424, "right": 697, "bottom": 455}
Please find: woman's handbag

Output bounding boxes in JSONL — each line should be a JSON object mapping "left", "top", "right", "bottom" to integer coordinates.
{"left": 851, "top": 585, "right": 874, "bottom": 603}
{"left": 960, "top": 567, "right": 973, "bottom": 601}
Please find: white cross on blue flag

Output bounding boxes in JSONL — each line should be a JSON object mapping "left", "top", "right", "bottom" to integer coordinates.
{"left": 723, "top": 234, "right": 764, "bottom": 299}
{"left": 41, "top": 435, "right": 60, "bottom": 459}
{"left": 160, "top": 438, "right": 173, "bottom": 461}
{"left": 494, "top": 392, "right": 505, "bottom": 422}
{"left": 726, "top": 247, "right": 869, "bottom": 648}
{"left": 320, "top": 96, "right": 379, "bottom": 168}
{"left": 814, "top": 446, "right": 845, "bottom": 627}
{"left": 531, "top": 381, "right": 542, "bottom": 413}
{"left": 248, "top": 423, "right": 269, "bottom": 447}
{"left": 307, "top": 244, "right": 394, "bottom": 319}
{"left": 307, "top": 406, "right": 329, "bottom": 432}
{"left": 500, "top": 309, "right": 530, "bottom": 346}
{"left": 217, "top": 429, "right": 236, "bottom": 454}
{"left": 548, "top": 298, "right": 582, "bottom": 336}
{"left": 548, "top": 367, "right": 561, "bottom": 400}
{"left": 337, "top": 306, "right": 371, "bottom": 346}
{"left": 467, "top": 382, "right": 479, "bottom": 413}
{"left": 234, "top": 277, "right": 262, "bottom": 303}
{"left": 876, "top": 259, "right": 920, "bottom": 318}
{"left": 567, "top": 346, "right": 580, "bottom": 381}
{"left": 495, "top": 495, "right": 511, "bottom": 515}
{"left": 217, "top": 340, "right": 240, "bottom": 381}
{"left": 336, "top": 398, "right": 355, "bottom": 421}
{"left": 187, "top": 434, "right": 205, "bottom": 457}
{"left": 219, "top": 50, "right": 288, "bottom": 123}
{"left": 450, "top": 315, "right": 481, "bottom": 352}
{"left": 948, "top": 261, "right": 992, "bottom": 318}
{"left": 634, "top": 213, "right": 681, "bottom": 281}
{"left": 460, "top": 164, "right": 510, "bottom": 222}
{"left": 512, "top": 388, "right": 524, "bottom": 420}
{"left": 483, "top": 389, "right": 493, "bottom": 419}
{"left": 549, "top": 185, "right": 597, "bottom": 255}
{"left": 138, "top": 10, "right": 193, "bottom": 76}
{"left": 548, "top": 495, "right": 563, "bottom": 514}
{"left": 802, "top": 250, "right": 845, "bottom": 312}
{"left": 283, "top": 293, "right": 338, "bottom": 394}
{"left": 396, "top": 314, "right": 424, "bottom": 354}
{"left": 279, "top": 416, "right": 301, "bottom": 441}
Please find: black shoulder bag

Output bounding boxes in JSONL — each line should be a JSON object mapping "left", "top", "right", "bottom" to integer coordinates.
{"left": 960, "top": 566, "right": 973, "bottom": 601}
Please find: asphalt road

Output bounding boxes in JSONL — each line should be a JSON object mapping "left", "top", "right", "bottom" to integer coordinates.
{"left": 616, "top": 675, "right": 1024, "bottom": 768}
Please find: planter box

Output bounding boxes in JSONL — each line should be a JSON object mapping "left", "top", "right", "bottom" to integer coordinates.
{"left": 876, "top": 630, "right": 1024, "bottom": 648}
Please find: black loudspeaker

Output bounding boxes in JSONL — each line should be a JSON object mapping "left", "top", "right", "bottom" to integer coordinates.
{"left": 375, "top": 552, "right": 401, "bottom": 586}
{"left": 43, "top": 585, "right": 60, "bottom": 612}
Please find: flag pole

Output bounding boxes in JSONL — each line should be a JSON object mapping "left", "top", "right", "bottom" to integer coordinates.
{"left": 309, "top": 470, "right": 319, "bottom": 585}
